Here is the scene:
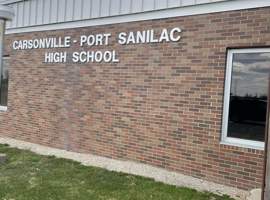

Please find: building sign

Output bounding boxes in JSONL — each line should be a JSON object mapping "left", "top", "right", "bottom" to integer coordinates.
{"left": 12, "top": 27, "right": 181, "bottom": 63}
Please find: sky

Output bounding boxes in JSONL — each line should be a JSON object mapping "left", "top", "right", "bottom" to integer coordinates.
{"left": 231, "top": 52, "right": 270, "bottom": 98}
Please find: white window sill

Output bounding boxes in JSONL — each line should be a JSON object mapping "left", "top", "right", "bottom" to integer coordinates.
{"left": 221, "top": 137, "right": 265, "bottom": 150}
{"left": 0, "top": 106, "right": 7, "bottom": 112}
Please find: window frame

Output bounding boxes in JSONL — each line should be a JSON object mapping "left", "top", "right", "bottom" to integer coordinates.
{"left": 221, "top": 48, "right": 270, "bottom": 150}
{"left": 0, "top": 105, "right": 7, "bottom": 111}
{"left": 0, "top": 55, "right": 9, "bottom": 111}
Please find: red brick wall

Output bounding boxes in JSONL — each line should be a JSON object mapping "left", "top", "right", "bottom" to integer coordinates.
{"left": 2, "top": 7, "right": 270, "bottom": 190}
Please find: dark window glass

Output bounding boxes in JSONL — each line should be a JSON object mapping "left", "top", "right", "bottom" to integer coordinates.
{"left": 0, "top": 56, "right": 9, "bottom": 106}
{"left": 228, "top": 52, "right": 270, "bottom": 142}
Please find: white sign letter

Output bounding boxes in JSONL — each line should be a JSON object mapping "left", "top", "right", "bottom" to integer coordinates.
{"left": 170, "top": 27, "right": 181, "bottom": 42}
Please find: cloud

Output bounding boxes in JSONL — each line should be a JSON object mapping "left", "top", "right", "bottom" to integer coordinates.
{"left": 260, "top": 53, "right": 270, "bottom": 59}
{"left": 234, "top": 52, "right": 270, "bottom": 65}
{"left": 231, "top": 52, "right": 270, "bottom": 97}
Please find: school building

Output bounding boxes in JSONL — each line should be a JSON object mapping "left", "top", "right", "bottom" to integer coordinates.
{"left": 0, "top": 0, "right": 269, "bottom": 199}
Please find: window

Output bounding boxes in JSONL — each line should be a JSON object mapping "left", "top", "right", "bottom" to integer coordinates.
{"left": 0, "top": 55, "right": 9, "bottom": 110}
{"left": 0, "top": 19, "right": 8, "bottom": 111}
{"left": 222, "top": 48, "right": 270, "bottom": 149}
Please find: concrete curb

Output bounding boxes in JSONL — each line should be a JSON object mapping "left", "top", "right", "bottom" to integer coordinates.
{"left": 247, "top": 189, "right": 261, "bottom": 200}
{"left": 0, "top": 137, "right": 249, "bottom": 200}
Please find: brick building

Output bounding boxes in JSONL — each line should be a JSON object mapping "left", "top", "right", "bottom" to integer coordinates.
{"left": 0, "top": 0, "right": 269, "bottom": 198}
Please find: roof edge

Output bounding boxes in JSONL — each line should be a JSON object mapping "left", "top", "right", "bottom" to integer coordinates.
{"left": 0, "top": 4, "right": 14, "bottom": 20}
{"left": 6, "top": 0, "right": 270, "bottom": 34}
{"left": 0, "top": 0, "right": 23, "bottom": 5}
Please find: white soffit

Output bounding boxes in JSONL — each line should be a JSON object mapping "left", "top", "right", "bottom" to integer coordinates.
{"left": 5, "top": 0, "right": 270, "bottom": 34}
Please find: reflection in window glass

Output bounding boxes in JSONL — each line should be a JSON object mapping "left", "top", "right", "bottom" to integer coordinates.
{"left": 0, "top": 56, "right": 9, "bottom": 106}
{"left": 228, "top": 52, "right": 270, "bottom": 142}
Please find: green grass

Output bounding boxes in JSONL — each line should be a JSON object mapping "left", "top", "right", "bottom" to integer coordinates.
{"left": 0, "top": 144, "right": 234, "bottom": 200}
